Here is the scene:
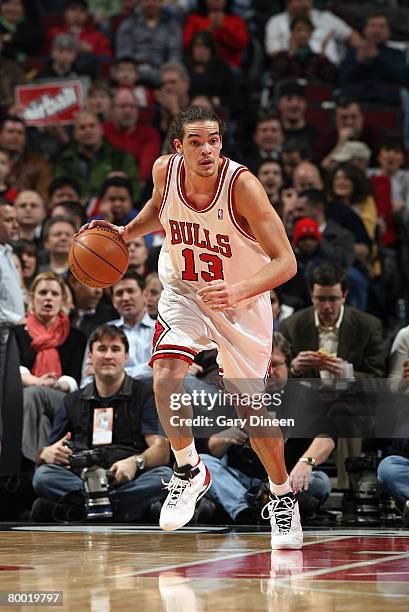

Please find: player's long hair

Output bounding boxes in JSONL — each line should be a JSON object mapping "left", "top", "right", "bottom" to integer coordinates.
{"left": 168, "top": 105, "right": 226, "bottom": 148}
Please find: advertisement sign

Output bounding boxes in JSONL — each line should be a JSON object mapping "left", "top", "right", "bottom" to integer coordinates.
{"left": 15, "top": 80, "right": 83, "bottom": 126}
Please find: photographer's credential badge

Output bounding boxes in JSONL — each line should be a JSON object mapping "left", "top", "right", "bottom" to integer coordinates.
{"left": 93, "top": 408, "right": 114, "bottom": 445}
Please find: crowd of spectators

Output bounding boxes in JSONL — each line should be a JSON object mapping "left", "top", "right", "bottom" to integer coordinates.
{"left": 1, "top": 0, "right": 409, "bottom": 526}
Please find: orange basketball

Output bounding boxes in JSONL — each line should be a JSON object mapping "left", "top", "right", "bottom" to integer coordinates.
{"left": 68, "top": 226, "right": 129, "bottom": 288}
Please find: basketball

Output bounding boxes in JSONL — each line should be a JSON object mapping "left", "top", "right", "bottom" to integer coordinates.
{"left": 68, "top": 226, "right": 129, "bottom": 288}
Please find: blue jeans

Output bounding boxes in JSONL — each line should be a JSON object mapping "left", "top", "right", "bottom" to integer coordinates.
{"left": 377, "top": 455, "right": 409, "bottom": 506}
{"left": 201, "top": 453, "right": 331, "bottom": 520}
{"left": 33, "top": 464, "right": 173, "bottom": 521}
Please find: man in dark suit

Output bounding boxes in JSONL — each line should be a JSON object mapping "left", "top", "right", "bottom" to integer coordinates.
{"left": 280, "top": 263, "right": 385, "bottom": 486}
{"left": 242, "top": 114, "right": 284, "bottom": 173}
{"left": 280, "top": 263, "right": 384, "bottom": 380}
{"left": 339, "top": 13, "right": 408, "bottom": 106}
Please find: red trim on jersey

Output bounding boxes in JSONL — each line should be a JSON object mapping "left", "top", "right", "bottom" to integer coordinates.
{"left": 177, "top": 156, "right": 229, "bottom": 213}
{"left": 158, "top": 154, "right": 177, "bottom": 218}
{"left": 228, "top": 167, "right": 257, "bottom": 242}
{"left": 149, "top": 352, "right": 194, "bottom": 367}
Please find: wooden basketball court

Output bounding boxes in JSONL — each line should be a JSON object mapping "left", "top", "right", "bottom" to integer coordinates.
{"left": 0, "top": 525, "right": 408, "bottom": 610}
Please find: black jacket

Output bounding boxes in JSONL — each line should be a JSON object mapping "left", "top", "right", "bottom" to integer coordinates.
{"left": 49, "top": 375, "right": 158, "bottom": 464}
{"left": 13, "top": 325, "right": 87, "bottom": 384}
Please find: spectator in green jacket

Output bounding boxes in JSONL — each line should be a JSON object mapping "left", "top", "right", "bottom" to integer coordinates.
{"left": 54, "top": 111, "right": 141, "bottom": 203}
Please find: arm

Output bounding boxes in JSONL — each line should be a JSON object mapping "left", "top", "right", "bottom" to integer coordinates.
{"left": 265, "top": 16, "right": 285, "bottom": 56}
{"left": 141, "top": 434, "right": 170, "bottom": 468}
{"left": 289, "top": 436, "right": 335, "bottom": 491}
{"left": 109, "top": 434, "right": 170, "bottom": 484}
{"left": 388, "top": 328, "right": 409, "bottom": 393}
{"left": 84, "top": 155, "right": 170, "bottom": 239}
{"left": 197, "top": 172, "right": 297, "bottom": 308}
{"left": 0, "top": 307, "right": 24, "bottom": 324}
{"left": 321, "top": 127, "right": 357, "bottom": 170}
{"left": 213, "top": 16, "right": 249, "bottom": 52}
{"left": 298, "top": 436, "right": 335, "bottom": 465}
{"left": 38, "top": 432, "right": 72, "bottom": 466}
{"left": 37, "top": 401, "right": 73, "bottom": 465}
{"left": 208, "top": 427, "right": 249, "bottom": 458}
{"left": 346, "top": 30, "right": 364, "bottom": 50}
{"left": 115, "top": 20, "right": 133, "bottom": 58}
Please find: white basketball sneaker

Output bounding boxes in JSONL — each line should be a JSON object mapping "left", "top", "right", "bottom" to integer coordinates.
{"left": 261, "top": 491, "right": 303, "bottom": 550}
{"left": 160, "top": 461, "right": 212, "bottom": 531}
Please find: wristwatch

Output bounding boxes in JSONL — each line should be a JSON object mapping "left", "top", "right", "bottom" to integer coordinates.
{"left": 298, "top": 456, "right": 316, "bottom": 467}
{"left": 134, "top": 455, "right": 145, "bottom": 472}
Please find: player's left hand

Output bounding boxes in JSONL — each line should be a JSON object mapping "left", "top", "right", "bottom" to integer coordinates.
{"left": 197, "top": 280, "right": 240, "bottom": 310}
{"left": 290, "top": 461, "right": 312, "bottom": 492}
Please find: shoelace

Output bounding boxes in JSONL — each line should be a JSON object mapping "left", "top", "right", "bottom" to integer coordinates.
{"left": 261, "top": 494, "right": 296, "bottom": 533}
{"left": 162, "top": 474, "right": 191, "bottom": 507}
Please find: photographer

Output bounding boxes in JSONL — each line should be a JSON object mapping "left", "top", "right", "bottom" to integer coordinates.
{"left": 32, "top": 324, "right": 172, "bottom": 522}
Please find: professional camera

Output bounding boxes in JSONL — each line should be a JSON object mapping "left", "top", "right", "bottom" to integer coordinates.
{"left": 65, "top": 444, "right": 113, "bottom": 520}
{"left": 344, "top": 455, "right": 381, "bottom": 526}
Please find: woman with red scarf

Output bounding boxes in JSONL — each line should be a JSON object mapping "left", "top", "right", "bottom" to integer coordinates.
{"left": 13, "top": 272, "right": 87, "bottom": 464}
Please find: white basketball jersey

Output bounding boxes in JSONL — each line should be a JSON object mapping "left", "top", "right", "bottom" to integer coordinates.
{"left": 158, "top": 154, "right": 270, "bottom": 301}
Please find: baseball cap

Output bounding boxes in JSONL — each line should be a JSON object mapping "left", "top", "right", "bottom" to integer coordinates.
{"left": 52, "top": 33, "right": 76, "bottom": 50}
{"left": 292, "top": 217, "right": 321, "bottom": 245}
{"left": 331, "top": 141, "right": 371, "bottom": 163}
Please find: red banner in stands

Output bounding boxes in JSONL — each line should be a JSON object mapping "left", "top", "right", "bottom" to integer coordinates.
{"left": 15, "top": 81, "right": 83, "bottom": 126}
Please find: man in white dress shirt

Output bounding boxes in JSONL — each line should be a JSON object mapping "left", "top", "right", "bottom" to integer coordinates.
{"left": 265, "top": 0, "right": 362, "bottom": 65}
{"left": 0, "top": 200, "right": 25, "bottom": 324}
{"left": 108, "top": 267, "right": 155, "bottom": 378}
{"left": 80, "top": 267, "right": 155, "bottom": 386}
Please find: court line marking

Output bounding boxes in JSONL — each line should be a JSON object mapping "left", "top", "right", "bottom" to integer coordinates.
{"left": 275, "top": 584, "right": 409, "bottom": 599}
{"left": 107, "top": 535, "right": 351, "bottom": 579}
{"left": 288, "top": 551, "right": 409, "bottom": 580}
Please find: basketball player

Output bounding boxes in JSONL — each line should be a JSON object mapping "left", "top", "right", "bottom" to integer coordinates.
{"left": 82, "top": 106, "right": 303, "bottom": 549}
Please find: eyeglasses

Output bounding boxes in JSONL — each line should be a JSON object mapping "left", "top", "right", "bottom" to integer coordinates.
{"left": 271, "top": 360, "right": 286, "bottom": 370}
{"left": 312, "top": 295, "right": 343, "bottom": 303}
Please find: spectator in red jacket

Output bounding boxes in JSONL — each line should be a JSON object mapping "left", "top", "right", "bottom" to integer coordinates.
{"left": 103, "top": 88, "right": 161, "bottom": 184}
{"left": 46, "top": 0, "right": 111, "bottom": 58}
{"left": 183, "top": 0, "right": 249, "bottom": 70}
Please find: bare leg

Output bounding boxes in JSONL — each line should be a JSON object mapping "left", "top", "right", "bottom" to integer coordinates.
{"left": 153, "top": 358, "right": 193, "bottom": 451}
{"left": 250, "top": 435, "right": 288, "bottom": 485}
{"left": 154, "top": 359, "right": 212, "bottom": 532}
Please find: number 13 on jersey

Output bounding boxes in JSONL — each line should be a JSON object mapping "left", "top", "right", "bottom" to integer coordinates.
{"left": 181, "top": 248, "right": 224, "bottom": 282}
